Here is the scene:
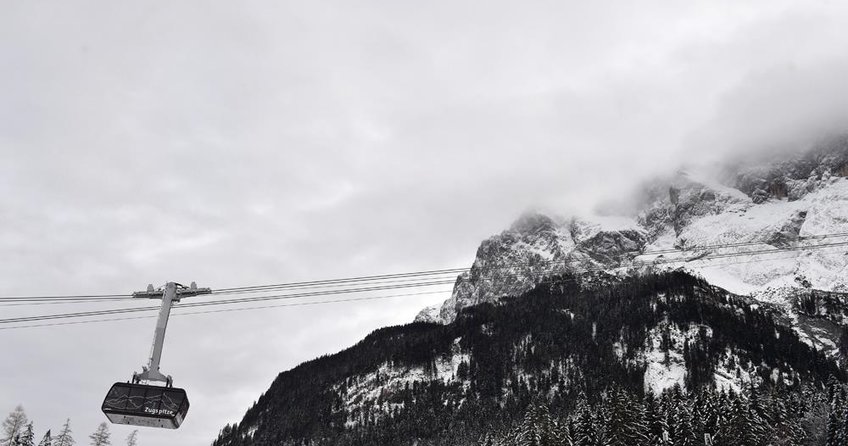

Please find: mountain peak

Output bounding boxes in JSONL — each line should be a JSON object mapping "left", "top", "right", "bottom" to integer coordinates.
{"left": 509, "top": 211, "right": 560, "bottom": 234}
{"left": 419, "top": 134, "right": 848, "bottom": 327}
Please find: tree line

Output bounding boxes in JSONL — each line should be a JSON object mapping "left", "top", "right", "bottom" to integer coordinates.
{"left": 0, "top": 406, "right": 137, "bottom": 446}
{"left": 483, "top": 379, "right": 848, "bottom": 446}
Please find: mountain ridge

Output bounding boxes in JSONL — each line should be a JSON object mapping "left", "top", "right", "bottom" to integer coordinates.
{"left": 417, "top": 136, "right": 848, "bottom": 358}
{"left": 212, "top": 272, "right": 844, "bottom": 446}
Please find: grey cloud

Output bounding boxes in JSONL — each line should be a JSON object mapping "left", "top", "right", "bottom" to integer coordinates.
{"left": 3, "top": 1, "right": 848, "bottom": 445}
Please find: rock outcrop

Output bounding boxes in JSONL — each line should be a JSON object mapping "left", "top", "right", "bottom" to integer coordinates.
{"left": 418, "top": 135, "right": 848, "bottom": 342}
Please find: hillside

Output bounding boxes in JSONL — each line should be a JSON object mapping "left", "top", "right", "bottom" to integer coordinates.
{"left": 212, "top": 272, "right": 843, "bottom": 446}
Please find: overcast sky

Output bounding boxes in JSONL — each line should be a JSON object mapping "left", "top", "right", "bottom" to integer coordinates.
{"left": 3, "top": 1, "right": 848, "bottom": 445}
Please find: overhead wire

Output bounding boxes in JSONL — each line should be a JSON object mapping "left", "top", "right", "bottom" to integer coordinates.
{"left": 0, "top": 279, "right": 457, "bottom": 325}
{"left": 211, "top": 267, "right": 468, "bottom": 294}
{"left": 632, "top": 231, "right": 848, "bottom": 256}
{"left": 0, "top": 294, "right": 134, "bottom": 303}
{"left": 431, "top": 238, "right": 848, "bottom": 285}
{"left": 207, "top": 232, "right": 848, "bottom": 296}
{"left": 0, "top": 297, "right": 139, "bottom": 307}
{"left": 0, "top": 289, "right": 454, "bottom": 331}
{"left": 3, "top": 239, "right": 844, "bottom": 332}
{"left": 3, "top": 229, "right": 848, "bottom": 302}
{"left": 5, "top": 230, "right": 848, "bottom": 303}
{"left": 1, "top": 233, "right": 846, "bottom": 330}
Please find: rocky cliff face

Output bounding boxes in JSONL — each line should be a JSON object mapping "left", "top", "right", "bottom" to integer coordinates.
{"left": 729, "top": 135, "right": 848, "bottom": 203}
{"left": 417, "top": 213, "right": 647, "bottom": 324}
{"left": 417, "top": 135, "right": 848, "bottom": 355}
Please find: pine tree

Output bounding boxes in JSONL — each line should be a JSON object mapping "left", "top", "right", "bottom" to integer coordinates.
{"left": 720, "top": 397, "right": 766, "bottom": 446}
{"left": 605, "top": 386, "right": 648, "bottom": 446}
{"left": 766, "top": 388, "right": 806, "bottom": 446}
{"left": 514, "top": 403, "right": 572, "bottom": 446}
{"left": 825, "top": 384, "right": 845, "bottom": 446}
{"left": 690, "top": 388, "right": 710, "bottom": 443}
{"left": 643, "top": 392, "right": 666, "bottom": 443}
{"left": 797, "top": 386, "right": 827, "bottom": 445}
{"left": 37, "top": 430, "right": 51, "bottom": 446}
{"left": 572, "top": 398, "right": 596, "bottom": 446}
{"left": 18, "top": 423, "right": 34, "bottom": 446}
{"left": 53, "top": 419, "right": 74, "bottom": 446}
{"left": 660, "top": 392, "right": 678, "bottom": 442}
{"left": 478, "top": 433, "right": 496, "bottom": 446}
{"left": 828, "top": 398, "right": 848, "bottom": 446}
{"left": 747, "top": 383, "right": 766, "bottom": 423}
{"left": 670, "top": 402, "right": 696, "bottom": 446}
{"left": 88, "top": 423, "right": 110, "bottom": 446}
{"left": 498, "top": 424, "right": 521, "bottom": 446}
{"left": 698, "top": 388, "right": 721, "bottom": 442}
{"left": 838, "top": 398, "right": 848, "bottom": 446}
{"left": 826, "top": 407, "right": 841, "bottom": 446}
{"left": 125, "top": 430, "right": 138, "bottom": 446}
{"left": 1, "top": 406, "right": 28, "bottom": 446}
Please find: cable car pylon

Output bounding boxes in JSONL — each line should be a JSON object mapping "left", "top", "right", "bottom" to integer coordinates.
{"left": 101, "top": 281, "right": 211, "bottom": 429}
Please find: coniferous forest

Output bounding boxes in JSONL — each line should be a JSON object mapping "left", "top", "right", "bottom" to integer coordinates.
{"left": 212, "top": 272, "right": 848, "bottom": 446}
{"left": 0, "top": 406, "right": 137, "bottom": 446}
{"left": 483, "top": 381, "right": 848, "bottom": 445}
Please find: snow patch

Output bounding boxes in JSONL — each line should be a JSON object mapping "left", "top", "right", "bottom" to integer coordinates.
{"left": 336, "top": 339, "right": 471, "bottom": 428}
{"left": 641, "top": 321, "right": 708, "bottom": 394}
{"left": 712, "top": 348, "right": 753, "bottom": 393}
{"left": 414, "top": 304, "right": 443, "bottom": 323}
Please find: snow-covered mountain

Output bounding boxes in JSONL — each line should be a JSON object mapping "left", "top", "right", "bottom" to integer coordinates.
{"left": 213, "top": 135, "right": 848, "bottom": 446}
{"left": 214, "top": 272, "right": 843, "bottom": 446}
{"left": 417, "top": 136, "right": 848, "bottom": 354}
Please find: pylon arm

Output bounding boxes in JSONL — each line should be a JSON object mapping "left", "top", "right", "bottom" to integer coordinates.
{"left": 135, "top": 282, "right": 177, "bottom": 384}
{"left": 132, "top": 282, "right": 211, "bottom": 385}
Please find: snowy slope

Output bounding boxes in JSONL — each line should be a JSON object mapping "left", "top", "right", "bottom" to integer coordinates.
{"left": 645, "top": 177, "right": 848, "bottom": 295}
{"left": 417, "top": 136, "right": 848, "bottom": 356}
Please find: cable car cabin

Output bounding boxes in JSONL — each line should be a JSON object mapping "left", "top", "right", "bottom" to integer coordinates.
{"left": 101, "top": 383, "right": 190, "bottom": 429}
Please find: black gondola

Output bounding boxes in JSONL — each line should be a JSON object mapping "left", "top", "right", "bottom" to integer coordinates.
{"left": 101, "top": 382, "right": 190, "bottom": 429}
{"left": 102, "top": 283, "right": 209, "bottom": 429}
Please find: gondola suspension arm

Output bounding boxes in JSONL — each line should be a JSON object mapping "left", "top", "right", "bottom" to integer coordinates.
{"left": 131, "top": 282, "right": 211, "bottom": 386}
